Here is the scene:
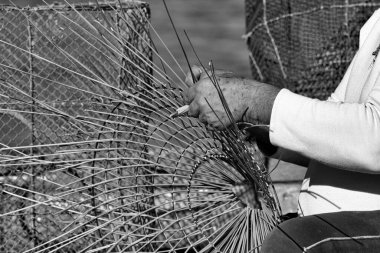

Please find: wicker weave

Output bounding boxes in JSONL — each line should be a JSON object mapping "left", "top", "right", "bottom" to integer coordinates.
{"left": 0, "top": 1, "right": 283, "bottom": 252}
{"left": 0, "top": 2, "right": 152, "bottom": 252}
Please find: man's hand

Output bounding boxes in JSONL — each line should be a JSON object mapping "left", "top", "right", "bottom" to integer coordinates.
{"left": 183, "top": 66, "right": 280, "bottom": 130}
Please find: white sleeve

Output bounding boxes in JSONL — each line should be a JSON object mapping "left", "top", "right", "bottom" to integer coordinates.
{"left": 269, "top": 9, "right": 380, "bottom": 173}
{"left": 273, "top": 55, "right": 355, "bottom": 167}
{"left": 360, "top": 9, "right": 380, "bottom": 48}
{"left": 269, "top": 87, "right": 380, "bottom": 173}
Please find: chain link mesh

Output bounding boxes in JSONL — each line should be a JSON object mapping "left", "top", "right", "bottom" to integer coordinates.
{"left": 0, "top": 1, "right": 290, "bottom": 251}
{"left": 0, "top": 2, "right": 152, "bottom": 252}
{"left": 245, "top": 0, "right": 380, "bottom": 99}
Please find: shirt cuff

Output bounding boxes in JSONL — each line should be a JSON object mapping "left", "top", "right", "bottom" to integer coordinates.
{"left": 269, "top": 89, "right": 309, "bottom": 149}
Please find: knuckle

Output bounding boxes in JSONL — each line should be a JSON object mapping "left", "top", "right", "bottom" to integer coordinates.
{"left": 185, "top": 75, "right": 194, "bottom": 85}
{"left": 188, "top": 102, "right": 199, "bottom": 117}
{"left": 182, "top": 88, "right": 189, "bottom": 98}
{"left": 199, "top": 113, "right": 212, "bottom": 126}
{"left": 184, "top": 86, "right": 196, "bottom": 103}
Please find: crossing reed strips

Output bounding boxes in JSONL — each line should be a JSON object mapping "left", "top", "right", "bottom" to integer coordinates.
{"left": 0, "top": 1, "right": 281, "bottom": 252}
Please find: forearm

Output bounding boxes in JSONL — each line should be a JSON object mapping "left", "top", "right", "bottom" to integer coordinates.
{"left": 270, "top": 89, "right": 380, "bottom": 173}
{"left": 244, "top": 80, "right": 280, "bottom": 124}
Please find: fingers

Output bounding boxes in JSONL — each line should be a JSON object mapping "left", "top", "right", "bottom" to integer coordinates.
{"left": 187, "top": 100, "right": 226, "bottom": 130}
{"left": 199, "top": 112, "right": 208, "bottom": 125}
{"left": 198, "top": 112, "right": 225, "bottom": 130}
{"left": 188, "top": 100, "right": 200, "bottom": 118}
{"left": 183, "top": 85, "right": 196, "bottom": 104}
{"left": 183, "top": 66, "right": 209, "bottom": 104}
{"left": 185, "top": 65, "right": 203, "bottom": 86}
{"left": 183, "top": 66, "right": 202, "bottom": 104}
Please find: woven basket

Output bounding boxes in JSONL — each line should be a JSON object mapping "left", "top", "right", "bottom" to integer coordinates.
{"left": 0, "top": 2, "right": 152, "bottom": 252}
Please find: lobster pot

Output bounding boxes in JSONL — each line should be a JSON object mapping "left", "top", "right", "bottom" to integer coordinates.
{"left": 0, "top": 1, "right": 155, "bottom": 252}
{"left": 245, "top": 0, "right": 380, "bottom": 99}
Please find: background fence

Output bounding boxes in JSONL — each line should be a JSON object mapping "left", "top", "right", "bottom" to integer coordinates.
{"left": 245, "top": 0, "right": 380, "bottom": 99}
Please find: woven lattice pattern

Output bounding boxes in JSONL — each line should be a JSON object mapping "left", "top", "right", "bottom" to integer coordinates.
{"left": 0, "top": 2, "right": 152, "bottom": 252}
{"left": 0, "top": 1, "right": 281, "bottom": 252}
{"left": 245, "top": 0, "right": 380, "bottom": 99}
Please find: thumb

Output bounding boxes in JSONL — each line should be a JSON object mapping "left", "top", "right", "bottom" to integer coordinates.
{"left": 185, "top": 65, "right": 203, "bottom": 86}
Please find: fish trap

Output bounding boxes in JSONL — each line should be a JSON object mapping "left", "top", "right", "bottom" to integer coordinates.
{"left": 0, "top": 1, "right": 280, "bottom": 252}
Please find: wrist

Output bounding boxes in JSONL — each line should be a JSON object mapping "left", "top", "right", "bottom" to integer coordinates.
{"left": 245, "top": 126, "right": 278, "bottom": 156}
{"left": 245, "top": 82, "right": 280, "bottom": 124}
{"left": 256, "top": 129, "right": 278, "bottom": 156}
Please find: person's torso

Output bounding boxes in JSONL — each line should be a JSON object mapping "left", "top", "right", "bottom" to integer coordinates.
{"left": 298, "top": 9, "right": 380, "bottom": 216}
{"left": 298, "top": 161, "right": 380, "bottom": 216}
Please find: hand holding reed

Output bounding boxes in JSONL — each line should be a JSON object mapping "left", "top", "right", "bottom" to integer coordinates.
{"left": 183, "top": 65, "right": 280, "bottom": 129}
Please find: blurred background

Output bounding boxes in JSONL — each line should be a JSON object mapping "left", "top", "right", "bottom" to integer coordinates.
{"left": 3, "top": 0, "right": 251, "bottom": 78}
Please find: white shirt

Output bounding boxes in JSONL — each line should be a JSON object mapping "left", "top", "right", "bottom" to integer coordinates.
{"left": 269, "top": 9, "right": 380, "bottom": 216}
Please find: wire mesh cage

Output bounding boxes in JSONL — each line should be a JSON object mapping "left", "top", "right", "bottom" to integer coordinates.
{"left": 245, "top": 0, "right": 380, "bottom": 99}
{"left": 0, "top": 1, "right": 281, "bottom": 252}
{"left": 0, "top": 1, "right": 153, "bottom": 252}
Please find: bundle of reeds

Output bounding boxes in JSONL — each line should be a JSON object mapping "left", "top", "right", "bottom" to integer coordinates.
{"left": 0, "top": 1, "right": 281, "bottom": 252}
